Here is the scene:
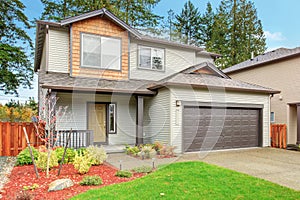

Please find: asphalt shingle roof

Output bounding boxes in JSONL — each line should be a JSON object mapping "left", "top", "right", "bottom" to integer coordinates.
{"left": 39, "top": 62, "right": 279, "bottom": 95}
{"left": 148, "top": 73, "right": 279, "bottom": 94}
{"left": 39, "top": 72, "right": 156, "bottom": 95}
{"left": 223, "top": 47, "right": 300, "bottom": 73}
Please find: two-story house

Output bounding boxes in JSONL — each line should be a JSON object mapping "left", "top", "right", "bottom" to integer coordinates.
{"left": 34, "top": 9, "right": 279, "bottom": 153}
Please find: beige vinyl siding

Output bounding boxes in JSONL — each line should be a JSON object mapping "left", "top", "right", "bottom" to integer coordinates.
{"left": 56, "top": 92, "right": 136, "bottom": 145}
{"left": 228, "top": 56, "right": 300, "bottom": 143}
{"left": 48, "top": 28, "right": 69, "bottom": 73}
{"left": 169, "top": 86, "right": 270, "bottom": 153}
{"left": 143, "top": 88, "right": 170, "bottom": 144}
{"left": 130, "top": 40, "right": 211, "bottom": 81}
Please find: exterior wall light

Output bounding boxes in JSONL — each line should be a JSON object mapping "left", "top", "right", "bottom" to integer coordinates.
{"left": 176, "top": 100, "right": 181, "bottom": 107}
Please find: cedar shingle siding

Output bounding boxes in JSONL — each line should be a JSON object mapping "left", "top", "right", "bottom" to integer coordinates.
{"left": 71, "top": 16, "right": 129, "bottom": 80}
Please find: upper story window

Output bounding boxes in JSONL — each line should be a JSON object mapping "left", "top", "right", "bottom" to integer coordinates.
{"left": 138, "top": 46, "right": 164, "bottom": 71}
{"left": 81, "top": 33, "right": 121, "bottom": 70}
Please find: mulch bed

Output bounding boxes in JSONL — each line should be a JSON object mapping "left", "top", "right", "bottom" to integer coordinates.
{"left": 1, "top": 163, "right": 145, "bottom": 200}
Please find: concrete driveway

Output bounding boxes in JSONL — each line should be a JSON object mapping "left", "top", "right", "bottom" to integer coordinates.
{"left": 178, "top": 148, "right": 300, "bottom": 191}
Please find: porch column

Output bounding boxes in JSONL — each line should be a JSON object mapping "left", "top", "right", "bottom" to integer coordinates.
{"left": 136, "top": 96, "right": 144, "bottom": 145}
{"left": 48, "top": 90, "right": 57, "bottom": 146}
{"left": 297, "top": 104, "right": 300, "bottom": 144}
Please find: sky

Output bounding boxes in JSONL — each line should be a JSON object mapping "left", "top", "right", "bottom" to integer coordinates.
{"left": 1, "top": 0, "right": 300, "bottom": 104}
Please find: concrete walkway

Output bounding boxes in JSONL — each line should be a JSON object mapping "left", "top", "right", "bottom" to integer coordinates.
{"left": 106, "top": 148, "right": 300, "bottom": 191}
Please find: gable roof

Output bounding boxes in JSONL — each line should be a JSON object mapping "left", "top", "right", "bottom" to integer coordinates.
{"left": 148, "top": 62, "right": 279, "bottom": 94}
{"left": 60, "top": 8, "right": 141, "bottom": 38}
{"left": 181, "top": 62, "right": 230, "bottom": 78}
{"left": 224, "top": 47, "right": 300, "bottom": 74}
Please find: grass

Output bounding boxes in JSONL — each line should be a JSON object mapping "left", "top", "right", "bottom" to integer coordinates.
{"left": 71, "top": 161, "right": 300, "bottom": 200}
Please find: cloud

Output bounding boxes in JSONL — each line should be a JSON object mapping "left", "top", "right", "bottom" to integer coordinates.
{"left": 264, "top": 31, "right": 286, "bottom": 41}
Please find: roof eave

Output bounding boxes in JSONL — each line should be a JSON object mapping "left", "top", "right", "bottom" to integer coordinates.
{"left": 148, "top": 82, "right": 280, "bottom": 94}
{"left": 41, "top": 84, "right": 156, "bottom": 95}
{"left": 197, "top": 51, "right": 222, "bottom": 58}
{"left": 136, "top": 36, "right": 204, "bottom": 51}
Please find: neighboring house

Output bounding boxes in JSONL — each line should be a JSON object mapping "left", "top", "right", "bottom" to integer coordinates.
{"left": 224, "top": 47, "right": 300, "bottom": 145}
{"left": 34, "top": 9, "right": 279, "bottom": 153}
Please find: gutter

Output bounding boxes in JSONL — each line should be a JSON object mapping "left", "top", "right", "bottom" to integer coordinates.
{"left": 41, "top": 84, "right": 157, "bottom": 96}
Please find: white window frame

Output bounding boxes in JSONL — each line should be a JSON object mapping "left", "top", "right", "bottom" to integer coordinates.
{"left": 138, "top": 45, "right": 165, "bottom": 71}
{"left": 108, "top": 103, "right": 116, "bottom": 134}
{"left": 80, "top": 33, "right": 121, "bottom": 70}
{"left": 270, "top": 111, "right": 275, "bottom": 123}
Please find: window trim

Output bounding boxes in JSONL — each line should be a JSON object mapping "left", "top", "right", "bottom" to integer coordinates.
{"left": 80, "top": 32, "right": 122, "bottom": 71}
{"left": 270, "top": 111, "right": 275, "bottom": 123}
{"left": 107, "top": 103, "right": 117, "bottom": 134}
{"left": 138, "top": 45, "right": 165, "bottom": 71}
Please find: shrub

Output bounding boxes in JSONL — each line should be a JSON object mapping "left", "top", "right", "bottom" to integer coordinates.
{"left": 125, "top": 145, "right": 140, "bottom": 156}
{"left": 86, "top": 145, "right": 107, "bottom": 165}
{"left": 23, "top": 183, "right": 39, "bottom": 191}
{"left": 36, "top": 150, "right": 59, "bottom": 170}
{"left": 132, "top": 165, "right": 153, "bottom": 173}
{"left": 160, "top": 145, "right": 176, "bottom": 156}
{"left": 115, "top": 170, "right": 132, "bottom": 178}
{"left": 153, "top": 141, "right": 163, "bottom": 152}
{"left": 16, "top": 147, "right": 39, "bottom": 166}
{"left": 55, "top": 147, "right": 76, "bottom": 163}
{"left": 73, "top": 153, "right": 91, "bottom": 174}
{"left": 138, "top": 145, "right": 156, "bottom": 159}
{"left": 79, "top": 175, "right": 103, "bottom": 186}
{"left": 76, "top": 148, "right": 87, "bottom": 156}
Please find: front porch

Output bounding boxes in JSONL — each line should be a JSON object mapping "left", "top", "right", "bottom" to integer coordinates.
{"left": 50, "top": 90, "right": 151, "bottom": 149}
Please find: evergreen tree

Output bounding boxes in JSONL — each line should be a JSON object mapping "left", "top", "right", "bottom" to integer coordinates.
{"left": 40, "top": 0, "right": 162, "bottom": 28}
{"left": 40, "top": 0, "right": 79, "bottom": 21}
{"left": 166, "top": 9, "right": 176, "bottom": 41}
{"left": 0, "top": 0, "right": 33, "bottom": 95}
{"left": 174, "top": 0, "right": 201, "bottom": 45}
{"left": 207, "top": 0, "right": 266, "bottom": 68}
{"left": 198, "top": 2, "right": 215, "bottom": 47}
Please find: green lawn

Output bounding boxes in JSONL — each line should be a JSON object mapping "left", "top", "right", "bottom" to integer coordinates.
{"left": 71, "top": 161, "right": 300, "bottom": 200}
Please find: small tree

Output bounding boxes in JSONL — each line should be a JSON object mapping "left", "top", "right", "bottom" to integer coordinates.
{"left": 32, "top": 90, "right": 67, "bottom": 177}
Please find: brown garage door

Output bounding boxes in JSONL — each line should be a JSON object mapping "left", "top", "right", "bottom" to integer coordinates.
{"left": 183, "top": 106, "right": 261, "bottom": 152}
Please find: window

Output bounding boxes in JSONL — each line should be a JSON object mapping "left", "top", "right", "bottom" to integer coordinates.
{"left": 108, "top": 104, "right": 116, "bottom": 133}
{"left": 81, "top": 33, "right": 121, "bottom": 70}
{"left": 270, "top": 112, "right": 275, "bottom": 123}
{"left": 138, "top": 46, "right": 164, "bottom": 70}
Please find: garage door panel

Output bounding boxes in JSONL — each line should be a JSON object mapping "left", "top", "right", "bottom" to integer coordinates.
{"left": 183, "top": 107, "right": 260, "bottom": 152}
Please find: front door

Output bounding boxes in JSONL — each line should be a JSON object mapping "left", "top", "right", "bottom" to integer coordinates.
{"left": 88, "top": 103, "right": 107, "bottom": 144}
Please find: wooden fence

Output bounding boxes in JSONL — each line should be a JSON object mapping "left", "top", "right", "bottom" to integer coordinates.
{"left": 270, "top": 124, "right": 287, "bottom": 149}
{"left": 0, "top": 122, "right": 95, "bottom": 156}
{"left": 0, "top": 122, "right": 43, "bottom": 156}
